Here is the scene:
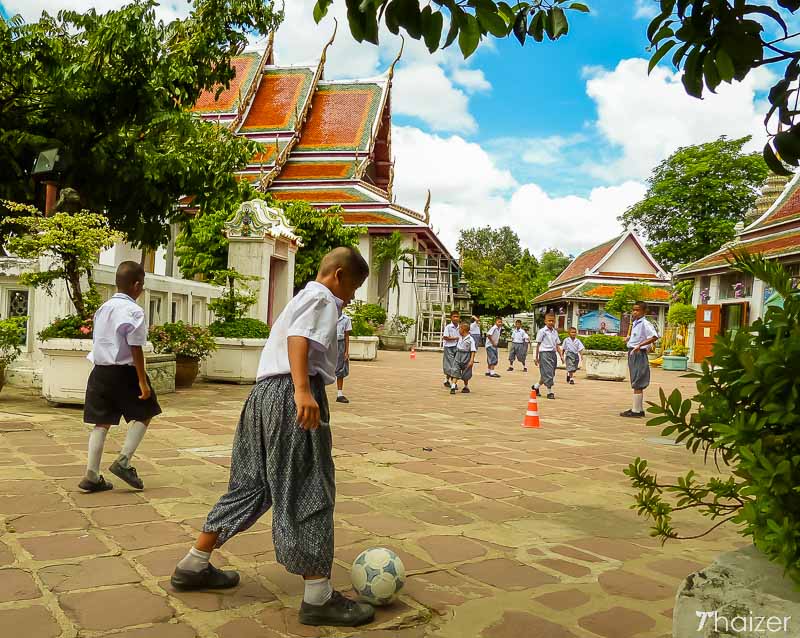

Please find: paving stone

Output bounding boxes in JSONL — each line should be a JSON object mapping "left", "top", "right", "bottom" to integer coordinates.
{"left": 569, "top": 538, "right": 647, "bottom": 561}
{"left": 104, "top": 522, "right": 192, "bottom": 551}
{"left": 70, "top": 490, "right": 146, "bottom": 508}
{"left": 335, "top": 500, "right": 374, "bottom": 515}
{"left": 142, "top": 487, "right": 192, "bottom": 500}
{"left": 0, "top": 606, "right": 60, "bottom": 638}
{"left": 3, "top": 479, "right": 55, "bottom": 494}
{"left": 39, "top": 556, "right": 141, "bottom": 592}
{"left": 459, "top": 499, "right": 529, "bottom": 522}
{"left": 417, "top": 535, "right": 488, "bottom": 563}
{"left": 91, "top": 504, "right": 164, "bottom": 526}
{"left": 505, "top": 495, "right": 570, "bottom": 513}
{"left": 598, "top": 569, "right": 674, "bottom": 601}
{"left": 551, "top": 545, "right": 607, "bottom": 564}
{"left": 337, "top": 482, "right": 383, "bottom": 496}
{"left": 533, "top": 588, "right": 592, "bottom": 610}
{"left": 483, "top": 611, "right": 578, "bottom": 638}
{"left": 0, "top": 493, "right": 68, "bottom": 515}
{"left": 113, "top": 624, "right": 198, "bottom": 638}
{"left": 426, "top": 489, "right": 473, "bottom": 504}
{"left": 348, "top": 513, "right": 419, "bottom": 537}
{"left": 647, "top": 557, "right": 705, "bottom": 580}
{"left": 536, "top": 559, "right": 591, "bottom": 578}
{"left": 412, "top": 508, "right": 473, "bottom": 526}
{"left": 457, "top": 558, "right": 558, "bottom": 590}
{"left": 258, "top": 606, "right": 322, "bottom": 637}
{"left": 221, "top": 531, "right": 273, "bottom": 558}
{"left": 11, "top": 509, "right": 90, "bottom": 533}
{"left": 0, "top": 568, "right": 41, "bottom": 601}
{"left": 0, "top": 541, "right": 15, "bottom": 567}
{"left": 462, "top": 481, "right": 524, "bottom": 499}
{"left": 60, "top": 584, "right": 175, "bottom": 631}
{"left": 578, "top": 606, "right": 656, "bottom": 638}
{"left": 20, "top": 532, "right": 110, "bottom": 561}
{"left": 39, "top": 464, "right": 86, "bottom": 478}
{"left": 215, "top": 618, "right": 266, "bottom": 638}
{"left": 404, "top": 571, "right": 489, "bottom": 614}
{"left": 163, "top": 576, "right": 276, "bottom": 611}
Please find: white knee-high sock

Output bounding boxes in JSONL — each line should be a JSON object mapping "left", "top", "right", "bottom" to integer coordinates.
{"left": 119, "top": 421, "right": 147, "bottom": 466}
{"left": 177, "top": 547, "right": 211, "bottom": 573}
{"left": 303, "top": 577, "right": 333, "bottom": 605}
{"left": 634, "top": 394, "right": 644, "bottom": 412}
{"left": 86, "top": 426, "right": 109, "bottom": 481}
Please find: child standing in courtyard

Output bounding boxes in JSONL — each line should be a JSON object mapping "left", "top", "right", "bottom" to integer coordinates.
{"left": 469, "top": 315, "right": 482, "bottom": 363}
{"left": 170, "top": 247, "right": 374, "bottom": 628}
{"left": 80, "top": 261, "right": 162, "bottom": 493}
{"left": 533, "top": 312, "right": 564, "bottom": 400}
{"left": 484, "top": 317, "right": 503, "bottom": 378}
{"left": 507, "top": 319, "right": 531, "bottom": 372}
{"left": 335, "top": 312, "right": 352, "bottom": 404}
{"left": 621, "top": 300, "right": 659, "bottom": 418}
{"left": 442, "top": 310, "right": 461, "bottom": 390}
{"left": 451, "top": 322, "right": 477, "bottom": 394}
{"left": 562, "top": 326, "right": 584, "bottom": 385}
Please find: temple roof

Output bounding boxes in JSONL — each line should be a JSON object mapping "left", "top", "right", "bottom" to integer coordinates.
{"left": 238, "top": 65, "right": 318, "bottom": 135}
{"left": 551, "top": 236, "right": 620, "bottom": 286}
{"left": 743, "top": 171, "right": 800, "bottom": 235}
{"left": 191, "top": 51, "right": 265, "bottom": 118}
{"left": 532, "top": 280, "right": 671, "bottom": 305}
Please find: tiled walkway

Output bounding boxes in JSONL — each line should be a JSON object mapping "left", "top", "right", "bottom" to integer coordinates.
{"left": 0, "top": 351, "right": 742, "bottom": 637}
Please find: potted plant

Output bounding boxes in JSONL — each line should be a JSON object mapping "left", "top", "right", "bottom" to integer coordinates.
{"left": 345, "top": 301, "right": 381, "bottom": 361}
{"left": 582, "top": 334, "right": 629, "bottom": 381}
{"left": 627, "top": 254, "right": 800, "bottom": 627}
{"left": 0, "top": 317, "right": 26, "bottom": 394}
{"left": 205, "top": 269, "right": 270, "bottom": 384}
{"left": 378, "top": 315, "right": 416, "bottom": 350}
{"left": 149, "top": 322, "right": 216, "bottom": 388}
{"left": 662, "top": 344, "right": 689, "bottom": 371}
{"left": 3, "top": 202, "right": 124, "bottom": 403}
{"left": 663, "top": 302, "right": 696, "bottom": 371}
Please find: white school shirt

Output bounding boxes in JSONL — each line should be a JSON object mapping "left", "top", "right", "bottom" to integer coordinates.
{"left": 469, "top": 321, "right": 481, "bottom": 337}
{"left": 485, "top": 324, "right": 501, "bottom": 347}
{"left": 628, "top": 317, "right": 658, "bottom": 351}
{"left": 457, "top": 334, "right": 477, "bottom": 352}
{"left": 536, "top": 326, "right": 561, "bottom": 352}
{"left": 336, "top": 314, "right": 353, "bottom": 341}
{"left": 88, "top": 293, "right": 147, "bottom": 366}
{"left": 256, "top": 281, "right": 343, "bottom": 385}
{"left": 442, "top": 322, "right": 460, "bottom": 348}
{"left": 511, "top": 328, "right": 530, "bottom": 344}
{"left": 562, "top": 336, "right": 585, "bottom": 354}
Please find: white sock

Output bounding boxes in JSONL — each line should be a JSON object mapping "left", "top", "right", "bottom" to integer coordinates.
{"left": 303, "top": 577, "right": 333, "bottom": 606}
{"left": 337, "top": 390, "right": 344, "bottom": 397}
{"left": 177, "top": 547, "right": 211, "bottom": 573}
{"left": 634, "top": 394, "right": 644, "bottom": 412}
{"left": 119, "top": 421, "right": 147, "bottom": 466}
{"left": 451, "top": 382, "right": 457, "bottom": 389}
{"left": 86, "top": 426, "right": 109, "bottom": 481}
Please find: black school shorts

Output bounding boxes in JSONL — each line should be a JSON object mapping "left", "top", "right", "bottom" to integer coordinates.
{"left": 83, "top": 365, "right": 162, "bottom": 425}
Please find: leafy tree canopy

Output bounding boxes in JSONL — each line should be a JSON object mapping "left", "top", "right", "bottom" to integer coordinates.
{"left": 457, "top": 225, "right": 522, "bottom": 264}
{"left": 0, "top": 0, "right": 282, "bottom": 249}
{"left": 620, "top": 136, "right": 768, "bottom": 272}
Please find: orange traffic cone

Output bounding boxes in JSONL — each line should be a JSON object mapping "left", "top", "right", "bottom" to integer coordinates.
{"left": 410, "top": 347, "right": 416, "bottom": 360}
{"left": 522, "top": 388, "right": 540, "bottom": 429}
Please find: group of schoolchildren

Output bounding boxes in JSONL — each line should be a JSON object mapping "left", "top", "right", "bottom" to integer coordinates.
{"left": 75, "top": 249, "right": 660, "bottom": 630}
{"left": 441, "top": 309, "right": 587, "bottom": 399}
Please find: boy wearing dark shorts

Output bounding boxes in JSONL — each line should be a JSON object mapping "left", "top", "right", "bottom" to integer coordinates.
{"left": 80, "top": 261, "right": 161, "bottom": 492}
{"left": 621, "top": 301, "right": 659, "bottom": 418}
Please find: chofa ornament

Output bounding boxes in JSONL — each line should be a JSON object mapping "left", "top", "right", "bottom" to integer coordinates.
{"left": 224, "top": 199, "right": 303, "bottom": 245}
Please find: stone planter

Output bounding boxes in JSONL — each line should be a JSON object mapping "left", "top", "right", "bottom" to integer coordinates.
{"left": 175, "top": 356, "right": 200, "bottom": 388}
{"left": 379, "top": 334, "right": 408, "bottom": 351}
{"left": 673, "top": 546, "right": 800, "bottom": 638}
{"left": 663, "top": 355, "right": 689, "bottom": 371}
{"left": 204, "top": 337, "right": 268, "bottom": 384}
{"left": 41, "top": 338, "right": 167, "bottom": 404}
{"left": 583, "top": 350, "right": 628, "bottom": 382}
{"left": 349, "top": 336, "right": 378, "bottom": 361}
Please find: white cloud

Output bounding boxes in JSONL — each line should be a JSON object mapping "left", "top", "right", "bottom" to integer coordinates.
{"left": 520, "top": 134, "right": 586, "bottom": 166}
{"left": 584, "top": 58, "right": 773, "bottom": 181}
{"left": 392, "top": 64, "right": 477, "bottom": 133}
{"left": 634, "top": 0, "right": 660, "bottom": 20}
{"left": 391, "top": 126, "right": 646, "bottom": 257}
{"left": 451, "top": 68, "right": 491, "bottom": 93}
{"left": 4, "top": 0, "right": 188, "bottom": 23}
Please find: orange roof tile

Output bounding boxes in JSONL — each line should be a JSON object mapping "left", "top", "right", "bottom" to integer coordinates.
{"left": 270, "top": 187, "right": 378, "bottom": 204}
{"left": 532, "top": 288, "right": 570, "bottom": 304}
{"left": 597, "top": 271, "right": 658, "bottom": 278}
{"left": 191, "top": 53, "right": 262, "bottom": 115}
{"left": 276, "top": 160, "right": 356, "bottom": 181}
{"left": 551, "top": 236, "right": 621, "bottom": 286}
{"left": 239, "top": 67, "right": 315, "bottom": 133}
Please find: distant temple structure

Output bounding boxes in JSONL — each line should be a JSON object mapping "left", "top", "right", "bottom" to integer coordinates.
{"left": 532, "top": 231, "right": 671, "bottom": 336}
{"left": 185, "top": 33, "right": 458, "bottom": 346}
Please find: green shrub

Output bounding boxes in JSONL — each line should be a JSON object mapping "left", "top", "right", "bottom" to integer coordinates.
{"left": 209, "top": 318, "right": 270, "bottom": 339}
{"left": 149, "top": 322, "right": 216, "bottom": 360}
{"left": 670, "top": 344, "right": 689, "bottom": 357}
{"left": 39, "top": 315, "right": 93, "bottom": 340}
{"left": 668, "top": 303, "right": 696, "bottom": 327}
{"left": 350, "top": 316, "right": 374, "bottom": 337}
{"left": 559, "top": 331, "right": 569, "bottom": 342}
{"left": 0, "top": 317, "right": 26, "bottom": 367}
{"left": 359, "top": 303, "right": 387, "bottom": 327}
{"left": 582, "top": 334, "right": 627, "bottom": 351}
{"left": 626, "top": 253, "right": 800, "bottom": 584}
{"left": 384, "top": 315, "right": 416, "bottom": 336}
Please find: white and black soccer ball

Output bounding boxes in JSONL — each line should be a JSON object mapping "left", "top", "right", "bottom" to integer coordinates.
{"left": 350, "top": 547, "right": 406, "bottom": 606}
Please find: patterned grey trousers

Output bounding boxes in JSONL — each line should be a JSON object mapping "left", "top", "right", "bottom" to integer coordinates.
{"left": 538, "top": 351, "right": 557, "bottom": 388}
{"left": 203, "top": 374, "right": 335, "bottom": 577}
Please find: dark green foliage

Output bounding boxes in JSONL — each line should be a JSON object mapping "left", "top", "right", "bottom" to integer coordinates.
{"left": 350, "top": 316, "right": 375, "bottom": 337}
{"left": 668, "top": 303, "right": 696, "bottom": 327}
{"left": 39, "top": 315, "right": 93, "bottom": 340}
{"left": 626, "top": 253, "right": 800, "bottom": 584}
{"left": 582, "top": 334, "right": 627, "bottom": 352}
{"left": 209, "top": 318, "right": 270, "bottom": 339}
{"left": 149, "top": 321, "right": 216, "bottom": 360}
{"left": 0, "top": 317, "right": 27, "bottom": 366}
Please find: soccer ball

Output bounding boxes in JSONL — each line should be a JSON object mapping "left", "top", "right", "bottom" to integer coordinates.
{"left": 350, "top": 547, "right": 406, "bottom": 606}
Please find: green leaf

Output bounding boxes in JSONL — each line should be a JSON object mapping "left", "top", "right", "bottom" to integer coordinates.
{"left": 763, "top": 143, "right": 793, "bottom": 176}
{"left": 648, "top": 40, "right": 676, "bottom": 73}
{"left": 715, "top": 47, "right": 735, "bottom": 82}
{"left": 703, "top": 54, "right": 721, "bottom": 93}
{"left": 313, "top": 0, "right": 332, "bottom": 23}
{"left": 773, "top": 129, "right": 800, "bottom": 167}
{"left": 395, "top": 0, "right": 422, "bottom": 39}
{"left": 512, "top": 7, "right": 529, "bottom": 46}
{"left": 477, "top": 7, "right": 508, "bottom": 38}
{"left": 567, "top": 2, "right": 590, "bottom": 12}
{"left": 548, "top": 7, "right": 569, "bottom": 39}
{"left": 458, "top": 13, "right": 481, "bottom": 58}
{"left": 423, "top": 8, "right": 444, "bottom": 52}
{"left": 443, "top": 6, "right": 461, "bottom": 49}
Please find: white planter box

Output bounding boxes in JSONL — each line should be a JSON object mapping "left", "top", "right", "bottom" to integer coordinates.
{"left": 583, "top": 350, "right": 629, "bottom": 382}
{"left": 349, "top": 336, "right": 379, "bottom": 361}
{"left": 204, "top": 337, "right": 267, "bottom": 384}
{"left": 41, "top": 338, "right": 160, "bottom": 405}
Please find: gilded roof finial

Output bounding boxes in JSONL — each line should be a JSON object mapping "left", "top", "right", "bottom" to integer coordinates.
{"left": 321, "top": 18, "right": 338, "bottom": 67}
{"left": 388, "top": 36, "right": 405, "bottom": 83}
{"left": 424, "top": 189, "right": 431, "bottom": 226}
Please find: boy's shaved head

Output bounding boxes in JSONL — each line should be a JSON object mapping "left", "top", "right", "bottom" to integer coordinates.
{"left": 116, "top": 261, "right": 145, "bottom": 289}
{"left": 319, "top": 246, "right": 370, "bottom": 282}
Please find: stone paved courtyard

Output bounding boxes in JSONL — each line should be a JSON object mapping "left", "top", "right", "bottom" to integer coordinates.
{"left": 0, "top": 350, "right": 744, "bottom": 638}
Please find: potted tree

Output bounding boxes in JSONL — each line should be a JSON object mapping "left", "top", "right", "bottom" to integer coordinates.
{"left": 662, "top": 302, "right": 696, "bottom": 371}
{"left": 149, "top": 322, "right": 216, "bottom": 388}
{"left": 378, "top": 315, "right": 416, "bottom": 350}
{"left": 345, "top": 301, "right": 381, "bottom": 361}
{"left": 0, "top": 317, "right": 26, "bottom": 394}
{"left": 582, "top": 334, "right": 629, "bottom": 381}
{"left": 205, "top": 269, "right": 270, "bottom": 383}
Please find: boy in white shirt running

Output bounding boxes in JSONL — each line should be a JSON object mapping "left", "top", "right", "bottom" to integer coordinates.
{"left": 621, "top": 301, "right": 659, "bottom": 418}
{"left": 507, "top": 319, "right": 531, "bottom": 372}
{"left": 562, "top": 327, "right": 585, "bottom": 385}
{"left": 532, "top": 312, "right": 564, "bottom": 400}
{"left": 442, "top": 310, "right": 461, "bottom": 390}
{"left": 484, "top": 317, "right": 503, "bottom": 378}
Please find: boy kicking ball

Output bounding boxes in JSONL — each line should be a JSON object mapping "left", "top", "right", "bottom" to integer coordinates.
{"left": 170, "top": 248, "right": 374, "bottom": 627}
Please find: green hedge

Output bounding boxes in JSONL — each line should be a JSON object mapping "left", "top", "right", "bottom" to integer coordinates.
{"left": 209, "top": 318, "right": 270, "bottom": 339}
{"left": 582, "top": 334, "right": 627, "bottom": 351}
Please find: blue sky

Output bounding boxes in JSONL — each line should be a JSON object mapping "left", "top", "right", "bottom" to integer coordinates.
{"left": 1, "top": 0, "right": 772, "bottom": 256}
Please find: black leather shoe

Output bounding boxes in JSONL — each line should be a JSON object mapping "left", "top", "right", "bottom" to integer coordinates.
{"left": 109, "top": 459, "right": 144, "bottom": 489}
{"left": 170, "top": 564, "right": 240, "bottom": 591}
{"left": 78, "top": 475, "right": 113, "bottom": 492}
{"left": 620, "top": 409, "right": 645, "bottom": 418}
{"left": 299, "top": 591, "right": 374, "bottom": 627}
{"left": 336, "top": 396, "right": 349, "bottom": 404}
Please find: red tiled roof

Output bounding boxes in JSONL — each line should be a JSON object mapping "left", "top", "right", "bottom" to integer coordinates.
{"left": 191, "top": 53, "right": 262, "bottom": 115}
{"left": 581, "top": 284, "right": 670, "bottom": 301}
{"left": 746, "top": 175, "right": 800, "bottom": 232}
{"left": 270, "top": 187, "right": 379, "bottom": 204}
{"left": 239, "top": 67, "right": 315, "bottom": 133}
{"left": 551, "top": 236, "right": 620, "bottom": 286}
{"left": 532, "top": 288, "right": 571, "bottom": 304}
{"left": 276, "top": 160, "right": 356, "bottom": 181}
{"left": 681, "top": 226, "right": 800, "bottom": 273}
{"left": 597, "top": 271, "right": 658, "bottom": 278}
